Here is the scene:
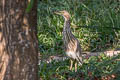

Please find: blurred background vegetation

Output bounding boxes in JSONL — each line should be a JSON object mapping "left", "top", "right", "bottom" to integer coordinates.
{"left": 38, "top": 0, "right": 120, "bottom": 55}
{"left": 38, "top": 0, "right": 120, "bottom": 79}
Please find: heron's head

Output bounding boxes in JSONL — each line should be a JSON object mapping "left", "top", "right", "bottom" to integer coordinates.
{"left": 54, "top": 10, "right": 70, "bottom": 21}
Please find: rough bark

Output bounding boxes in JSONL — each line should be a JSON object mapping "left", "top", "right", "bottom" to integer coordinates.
{"left": 0, "top": 0, "right": 38, "bottom": 80}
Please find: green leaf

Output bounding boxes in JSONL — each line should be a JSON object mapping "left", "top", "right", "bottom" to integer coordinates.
{"left": 26, "top": 0, "right": 34, "bottom": 13}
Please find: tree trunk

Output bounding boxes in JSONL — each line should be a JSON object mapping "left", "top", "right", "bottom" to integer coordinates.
{"left": 0, "top": 0, "right": 38, "bottom": 80}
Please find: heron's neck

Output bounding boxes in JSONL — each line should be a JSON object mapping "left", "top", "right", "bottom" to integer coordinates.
{"left": 63, "top": 20, "right": 71, "bottom": 31}
{"left": 63, "top": 19, "right": 73, "bottom": 43}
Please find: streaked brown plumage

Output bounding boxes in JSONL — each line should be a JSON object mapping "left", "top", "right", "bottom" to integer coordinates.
{"left": 55, "top": 10, "right": 82, "bottom": 72}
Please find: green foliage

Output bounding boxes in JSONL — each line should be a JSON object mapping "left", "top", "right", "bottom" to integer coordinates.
{"left": 38, "top": 0, "right": 120, "bottom": 79}
{"left": 38, "top": 0, "right": 120, "bottom": 55}
{"left": 39, "top": 54, "right": 120, "bottom": 79}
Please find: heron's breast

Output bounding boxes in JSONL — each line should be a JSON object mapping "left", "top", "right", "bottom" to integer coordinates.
{"left": 66, "top": 51, "right": 77, "bottom": 59}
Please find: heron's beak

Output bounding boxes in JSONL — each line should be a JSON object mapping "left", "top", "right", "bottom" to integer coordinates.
{"left": 54, "top": 11, "right": 62, "bottom": 15}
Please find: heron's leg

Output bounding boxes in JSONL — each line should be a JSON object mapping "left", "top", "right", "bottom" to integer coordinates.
{"left": 70, "top": 59, "right": 73, "bottom": 70}
{"left": 75, "top": 62, "right": 78, "bottom": 72}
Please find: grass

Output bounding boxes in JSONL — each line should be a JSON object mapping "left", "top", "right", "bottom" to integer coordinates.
{"left": 39, "top": 54, "right": 120, "bottom": 80}
{"left": 38, "top": 0, "right": 120, "bottom": 79}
